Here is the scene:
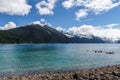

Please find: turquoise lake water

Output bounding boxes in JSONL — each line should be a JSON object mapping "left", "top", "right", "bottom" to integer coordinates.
{"left": 0, "top": 44, "right": 120, "bottom": 76}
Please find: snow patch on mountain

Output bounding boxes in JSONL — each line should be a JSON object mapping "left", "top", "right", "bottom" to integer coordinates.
{"left": 56, "top": 24, "right": 120, "bottom": 42}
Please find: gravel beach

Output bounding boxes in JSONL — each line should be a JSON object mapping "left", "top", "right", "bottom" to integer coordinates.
{"left": 0, "top": 65, "right": 120, "bottom": 80}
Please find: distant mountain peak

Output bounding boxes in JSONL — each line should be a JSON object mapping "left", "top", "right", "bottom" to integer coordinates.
{"left": 0, "top": 24, "right": 119, "bottom": 43}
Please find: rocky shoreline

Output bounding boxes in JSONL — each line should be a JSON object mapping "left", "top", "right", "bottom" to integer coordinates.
{"left": 0, "top": 65, "right": 120, "bottom": 80}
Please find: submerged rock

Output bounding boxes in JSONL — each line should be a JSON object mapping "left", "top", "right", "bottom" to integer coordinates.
{"left": 106, "top": 51, "right": 115, "bottom": 54}
{"left": 94, "top": 50, "right": 103, "bottom": 53}
{"left": 87, "top": 50, "right": 115, "bottom": 55}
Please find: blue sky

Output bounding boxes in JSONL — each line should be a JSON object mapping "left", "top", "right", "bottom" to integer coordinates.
{"left": 0, "top": 0, "right": 120, "bottom": 29}
{"left": 1, "top": 0, "right": 120, "bottom": 42}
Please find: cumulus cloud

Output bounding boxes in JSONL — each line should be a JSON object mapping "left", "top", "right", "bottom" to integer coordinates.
{"left": 36, "top": 0, "right": 57, "bottom": 15}
{"left": 62, "top": 0, "right": 75, "bottom": 9}
{"left": 56, "top": 26, "right": 67, "bottom": 32}
{"left": 85, "top": 0, "right": 120, "bottom": 14}
{"left": 32, "top": 18, "right": 52, "bottom": 26}
{"left": 56, "top": 24, "right": 120, "bottom": 42}
{"left": 75, "top": 9, "right": 88, "bottom": 21}
{"left": 105, "top": 24, "right": 119, "bottom": 28}
{"left": 62, "top": 0, "right": 120, "bottom": 20}
{"left": 0, "top": 0, "right": 32, "bottom": 16}
{"left": 0, "top": 22, "right": 17, "bottom": 30}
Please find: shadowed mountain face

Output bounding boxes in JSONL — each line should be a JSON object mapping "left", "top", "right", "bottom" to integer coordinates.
{"left": 0, "top": 24, "right": 105, "bottom": 43}
{"left": 0, "top": 30, "right": 25, "bottom": 43}
{"left": 70, "top": 36, "right": 105, "bottom": 43}
{"left": 117, "top": 41, "right": 120, "bottom": 43}
{"left": 8, "top": 24, "right": 70, "bottom": 43}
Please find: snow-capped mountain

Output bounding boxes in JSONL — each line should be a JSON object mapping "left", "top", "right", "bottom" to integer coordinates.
{"left": 56, "top": 25, "right": 120, "bottom": 43}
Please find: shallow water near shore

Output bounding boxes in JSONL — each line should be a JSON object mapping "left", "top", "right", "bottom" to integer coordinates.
{"left": 0, "top": 44, "right": 120, "bottom": 77}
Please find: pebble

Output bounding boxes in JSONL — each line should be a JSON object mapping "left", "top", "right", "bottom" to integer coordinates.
{"left": 0, "top": 65, "right": 120, "bottom": 80}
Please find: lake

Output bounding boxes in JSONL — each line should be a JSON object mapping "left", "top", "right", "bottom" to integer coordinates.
{"left": 0, "top": 44, "right": 120, "bottom": 76}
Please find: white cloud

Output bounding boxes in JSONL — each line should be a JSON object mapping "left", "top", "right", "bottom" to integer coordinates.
{"left": 56, "top": 26, "right": 67, "bottom": 32}
{"left": 62, "top": 0, "right": 75, "bottom": 9}
{"left": 0, "top": 22, "right": 17, "bottom": 30}
{"left": 36, "top": 0, "right": 57, "bottom": 15}
{"left": 32, "top": 18, "right": 52, "bottom": 26}
{"left": 62, "top": 0, "right": 120, "bottom": 20}
{"left": 0, "top": 0, "right": 32, "bottom": 16}
{"left": 56, "top": 24, "right": 120, "bottom": 42}
{"left": 85, "top": 0, "right": 120, "bottom": 14}
{"left": 75, "top": 9, "right": 88, "bottom": 20}
{"left": 105, "top": 24, "right": 119, "bottom": 28}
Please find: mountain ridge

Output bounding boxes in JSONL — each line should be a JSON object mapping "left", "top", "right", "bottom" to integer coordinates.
{"left": 0, "top": 24, "right": 115, "bottom": 43}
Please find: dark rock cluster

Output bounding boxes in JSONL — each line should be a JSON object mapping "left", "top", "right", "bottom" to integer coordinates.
{"left": 0, "top": 65, "right": 120, "bottom": 80}
{"left": 87, "top": 50, "right": 115, "bottom": 54}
